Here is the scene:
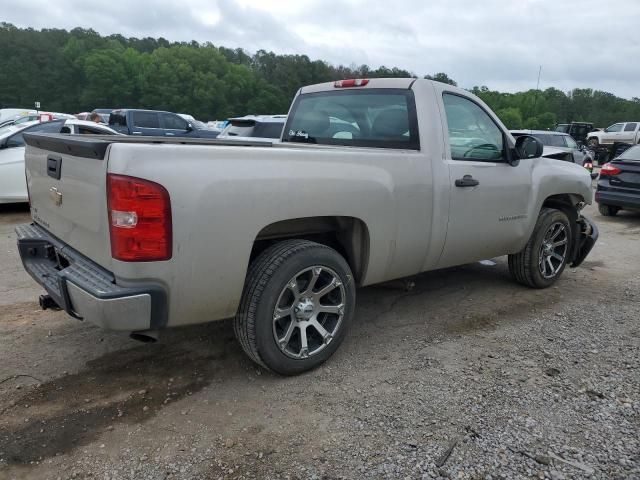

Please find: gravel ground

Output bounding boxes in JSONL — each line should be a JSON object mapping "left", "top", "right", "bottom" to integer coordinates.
{"left": 0, "top": 201, "right": 638, "bottom": 480}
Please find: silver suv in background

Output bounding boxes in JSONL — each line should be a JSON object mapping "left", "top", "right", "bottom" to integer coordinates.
{"left": 217, "top": 114, "right": 286, "bottom": 142}
{"left": 511, "top": 129, "right": 589, "bottom": 165}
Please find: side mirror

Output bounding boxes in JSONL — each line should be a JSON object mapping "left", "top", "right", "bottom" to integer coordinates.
{"left": 186, "top": 123, "right": 193, "bottom": 131}
{"left": 515, "top": 135, "right": 544, "bottom": 160}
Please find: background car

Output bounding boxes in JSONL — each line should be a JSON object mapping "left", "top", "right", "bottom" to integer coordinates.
{"left": 587, "top": 122, "right": 640, "bottom": 148}
{"left": 595, "top": 145, "right": 640, "bottom": 216}
{"left": 178, "top": 113, "right": 221, "bottom": 134}
{"left": 91, "top": 108, "right": 113, "bottom": 123}
{"left": 0, "top": 119, "right": 118, "bottom": 204}
{"left": 511, "top": 129, "right": 587, "bottom": 165}
{"left": 108, "top": 109, "right": 219, "bottom": 138}
{"left": 60, "top": 119, "right": 120, "bottom": 135}
{"left": 554, "top": 122, "right": 594, "bottom": 145}
{"left": 217, "top": 114, "right": 286, "bottom": 141}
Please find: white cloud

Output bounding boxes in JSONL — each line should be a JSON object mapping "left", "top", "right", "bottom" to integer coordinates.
{"left": 3, "top": 0, "right": 639, "bottom": 98}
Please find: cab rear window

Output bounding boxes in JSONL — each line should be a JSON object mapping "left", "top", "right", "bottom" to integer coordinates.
{"left": 283, "top": 89, "right": 419, "bottom": 150}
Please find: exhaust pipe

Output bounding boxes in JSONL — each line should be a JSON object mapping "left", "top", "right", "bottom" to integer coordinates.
{"left": 39, "top": 294, "right": 61, "bottom": 311}
{"left": 130, "top": 330, "right": 160, "bottom": 343}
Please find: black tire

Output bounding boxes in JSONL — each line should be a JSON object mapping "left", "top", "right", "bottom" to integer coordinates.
{"left": 508, "top": 208, "right": 572, "bottom": 289}
{"left": 234, "top": 240, "right": 355, "bottom": 375}
{"left": 587, "top": 137, "right": 599, "bottom": 148}
{"left": 598, "top": 203, "right": 619, "bottom": 216}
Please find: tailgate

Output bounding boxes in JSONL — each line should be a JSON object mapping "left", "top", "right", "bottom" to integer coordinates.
{"left": 23, "top": 133, "right": 114, "bottom": 269}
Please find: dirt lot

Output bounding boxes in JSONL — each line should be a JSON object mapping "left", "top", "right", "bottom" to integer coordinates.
{"left": 0, "top": 201, "right": 638, "bottom": 480}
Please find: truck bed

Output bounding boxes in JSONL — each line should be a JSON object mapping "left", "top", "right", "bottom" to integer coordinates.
{"left": 24, "top": 132, "right": 274, "bottom": 160}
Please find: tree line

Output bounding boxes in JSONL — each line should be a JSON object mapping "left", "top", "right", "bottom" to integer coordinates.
{"left": 1, "top": 23, "right": 639, "bottom": 128}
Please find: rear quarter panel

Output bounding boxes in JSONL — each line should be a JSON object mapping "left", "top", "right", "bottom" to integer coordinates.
{"left": 107, "top": 141, "right": 436, "bottom": 327}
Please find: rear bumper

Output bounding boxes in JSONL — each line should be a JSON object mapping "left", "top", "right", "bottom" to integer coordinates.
{"left": 570, "top": 215, "right": 598, "bottom": 268}
{"left": 16, "top": 223, "right": 167, "bottom": 331}
{"left": 596, "top": 189, "right": 640, "bottom": 210}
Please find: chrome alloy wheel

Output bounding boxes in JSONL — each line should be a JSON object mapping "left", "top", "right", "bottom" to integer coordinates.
{"left": 272, "top": 266, "right": 346, "bottom": 359}
{"left": 539, "top": 221, "right": 569, "bottom": 279}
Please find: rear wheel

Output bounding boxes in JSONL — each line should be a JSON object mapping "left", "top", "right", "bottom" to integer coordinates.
{"left": 598, "top": 203, "right": 619, "bottom": 216}
{"left": 508, "top": 208, "right": 572, "bottom": 289}
{"left": 234, "top": 240, "right": 355, "bottom": 375}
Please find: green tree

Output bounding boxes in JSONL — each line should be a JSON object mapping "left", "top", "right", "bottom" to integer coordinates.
{"left": 424, "top": 73, "right": 457, "bottom": 86}
{"left": 496, "top": 107, "right": 523, "bottom": 129}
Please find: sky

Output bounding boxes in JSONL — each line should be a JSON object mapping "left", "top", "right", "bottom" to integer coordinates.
{"left": 2, "top": 0, "right": 639, "bottom": 99}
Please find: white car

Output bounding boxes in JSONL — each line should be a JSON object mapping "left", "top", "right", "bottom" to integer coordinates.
{"left": 217, "top": 115, "right": 286, "bottom": 142}
{"left": 0, "top": 119, "right": 118, "bottom": 204}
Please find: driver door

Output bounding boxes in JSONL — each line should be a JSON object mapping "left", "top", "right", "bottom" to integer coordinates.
{"left": 436, "top": 91, "right": 533, "bottom": 268}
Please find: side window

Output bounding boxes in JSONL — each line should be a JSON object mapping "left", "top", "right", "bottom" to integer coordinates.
{"left": 442, "top": 93, "right": 505, "bottom": 161}
{"left": 162, "top": 113, "right": 188, "bottom": 130}
{"left": 624, "top": 123, "right": 638, "bottom": 132}
{"left": 78, "top": 126, "right": 106, "bottom": 135}
{"left": 133, "top": 112, "right": 160, "bottom": 129}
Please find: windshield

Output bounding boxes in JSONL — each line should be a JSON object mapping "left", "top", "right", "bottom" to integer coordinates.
{"left": 532, "top": 133, "right": 567, "bottom": 148}
{"left": 0, "top": 122, "right": 32, "bottom": 138}
{"left": 617, "top": 145, "right": 640, "bottom": 161}
{"left": 283, "top": 89, "right": 419, "bottom": 150}
{"left": 554, "top": 125, "right": 569, "bottom": 133}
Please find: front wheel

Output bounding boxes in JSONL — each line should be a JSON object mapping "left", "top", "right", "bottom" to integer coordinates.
{"left": 508, "top": 208, "right": 572, "bottom": 288}
{"left": 234, "top": 240, "right": 356, "bottom": 375}
{"left": 587, "top": 137, "right": 599, "bottom": 148}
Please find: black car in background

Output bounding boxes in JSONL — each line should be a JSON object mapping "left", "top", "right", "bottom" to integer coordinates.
{"left": 555, "top": 122, "right": 594, "bottom": 145}
{"left": 595, "top": 145, "right": 640, "bottom": 216}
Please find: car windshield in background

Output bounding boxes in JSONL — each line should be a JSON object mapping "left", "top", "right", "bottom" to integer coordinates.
{"left": 532, "top": 133, "right": 566, "bottom": 148}
{"left": 617, "top": 145, "right": 640, "bottom": 161}
{"left": 555, "top": 125, "right": 569, "bottom": 133}
{"left": 283, "top": 89, "right": 419, "bottom": 150}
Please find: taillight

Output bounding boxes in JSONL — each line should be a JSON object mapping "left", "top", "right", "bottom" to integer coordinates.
{"left": 107, "top": 174, "right": 172, "bottom": 262}
{"left": 334, "top": 79, "right": 369, "bottom": 88}
{"left": 599, "top": 163, "right": 621, "bottom": 177}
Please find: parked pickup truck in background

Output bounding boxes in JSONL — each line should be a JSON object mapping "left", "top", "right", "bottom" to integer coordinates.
{"left": 17, "top": 78, "right": 598, "bottom": 375}
{"left": 108, "top": 109, "right": 219, "bottom": 138}
{"left": 587, "top": 121, "right": 640, "bottom": 147}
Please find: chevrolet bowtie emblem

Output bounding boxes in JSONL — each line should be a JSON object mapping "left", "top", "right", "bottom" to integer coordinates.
{"left": 49, "top": 186, "right": 62, "bottom": 206}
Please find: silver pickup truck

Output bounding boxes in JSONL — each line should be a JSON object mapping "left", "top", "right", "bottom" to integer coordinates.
{"left": 17, "top": 78, "right": 598, "bottom": 375}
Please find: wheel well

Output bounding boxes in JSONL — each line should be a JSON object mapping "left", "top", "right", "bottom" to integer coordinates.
{"left": 250, "top": 216, "right": 370, "bottom": 284}
{"left": 542, "top": 194, "right": 581, "bottom": 259}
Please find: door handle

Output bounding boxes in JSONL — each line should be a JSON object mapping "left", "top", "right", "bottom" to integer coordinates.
{"left": 455, "top": 175, "right": 479, "bottom": 187}
{"left": 132, "top": 131, "right": 142, "bottom": 135}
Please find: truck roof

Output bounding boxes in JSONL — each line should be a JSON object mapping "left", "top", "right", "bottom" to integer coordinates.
{"left": 300, "top": 78, "right": 417, "bottom": 94}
